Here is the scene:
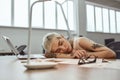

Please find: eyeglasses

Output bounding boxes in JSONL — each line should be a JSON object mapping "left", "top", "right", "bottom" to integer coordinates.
{"left": 78, "top": 55, "right": 97, "bottom": 65}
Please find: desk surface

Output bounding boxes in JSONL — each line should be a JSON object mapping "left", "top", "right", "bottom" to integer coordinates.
{"left": 0, "top": 56, "right": 120, "bottom": 80}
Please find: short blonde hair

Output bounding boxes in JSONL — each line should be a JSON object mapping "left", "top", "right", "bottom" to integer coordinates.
{"left": 42, "top": 32, "right": 61, "bottom": 53}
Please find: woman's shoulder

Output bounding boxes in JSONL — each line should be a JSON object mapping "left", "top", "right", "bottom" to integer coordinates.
{"left": 74, "top": 36, "right": 88, "bottom": 41}
{"left": 68, "top": 36, "right": 90, "bottom": 44}
{"left": 74, "top": 36, "right": 93, "bottom": 46}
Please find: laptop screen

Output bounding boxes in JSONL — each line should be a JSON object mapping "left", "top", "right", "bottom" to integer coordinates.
{"left": 2, "top": 35, "right": 45, "bottom": 59}
{"left": 2, "top": 36, "right": 19, "bottom": 55}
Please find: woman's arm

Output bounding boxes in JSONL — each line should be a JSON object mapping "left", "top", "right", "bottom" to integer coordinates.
{"left": 44, "top": 50, "right": 86, "bottom": 59}
{"left": 78, "top": 37, "right": 116, "bottom": 59}
{"left": 45, "top": 52, "right": 74, "bottom": 58}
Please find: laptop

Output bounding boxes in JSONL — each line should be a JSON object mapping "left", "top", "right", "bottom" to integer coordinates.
{"left": 2, "top": 35, "right": 45, "bottom": 60}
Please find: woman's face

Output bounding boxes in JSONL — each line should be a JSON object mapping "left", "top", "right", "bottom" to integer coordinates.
{"left": 51, "top": 37, "right": 72, "bottom": 53}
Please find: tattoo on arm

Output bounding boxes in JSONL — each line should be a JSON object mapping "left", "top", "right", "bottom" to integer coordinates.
{"left": 91, "top": 43, "right": 104, "bottom": 49}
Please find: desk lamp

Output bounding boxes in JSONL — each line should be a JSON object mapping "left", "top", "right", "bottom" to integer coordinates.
{"left": 26, "top": 0, "right": 72, "bottom": 69}
{"left": 27, "top": 0, "right": 51, "bottom": 64}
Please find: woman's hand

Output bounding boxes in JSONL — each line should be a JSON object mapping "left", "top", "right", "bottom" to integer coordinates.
{"left": 71, "top": 49, "right": 88, "bottom": 58}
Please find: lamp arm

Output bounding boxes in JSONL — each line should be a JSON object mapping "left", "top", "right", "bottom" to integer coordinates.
{"left": 27, "top": 1, "right": 39, "bottom": 64}
{"left": 55, "top": 1, "right": 72, "bottom": 39}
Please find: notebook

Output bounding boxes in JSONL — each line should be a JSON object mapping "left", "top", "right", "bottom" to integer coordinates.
{"left": 2, "top": 35, "right": 45, "bottom": 60}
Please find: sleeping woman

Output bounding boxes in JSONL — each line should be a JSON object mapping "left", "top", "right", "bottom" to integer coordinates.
{"left": 42, "top": 32, "right": 116, "bottom": 59}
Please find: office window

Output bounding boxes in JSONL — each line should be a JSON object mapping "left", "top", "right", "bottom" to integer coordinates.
{"left": 86, "top": 4, "right": 95, "bottom": 32}
{"left": 109, "top": 10, "right": 116, "bottom": 33}
{"left": 103, "top": 8, "right": 109, "bottom": 33}
{"left": 86, "top": 3, "right": 120, "bottom": 34}
{"left": 57, "top": 1, "right": 73, "bottom": 30}
{"left": 14, "top": 0, "right": 28, "bottom": 27}
{"left": 57, "top": 3, "right": 67, "bottom": 30}
{"left": 95, "top": 7, "right": 102, "bottom": 32}
{"left": 68, "top": 1, "right": 74, "bottom": 30}
{"left": 0, "top": 0, "right": 11, "bottom": 26}
{"left": 0, "top": 0, "right": 74, "bottom": 31}
{"left": 45, "top": 1, "right": 56, "bottom": 29}
{"left": 116, "top": 11, "right": 120, "bottom": 33}
{"left": 31, "top": 0, "right": 43, "bottom": 28}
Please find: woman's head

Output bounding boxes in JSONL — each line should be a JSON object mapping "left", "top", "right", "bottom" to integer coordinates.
{"left": 42, "top": 32, "right": 72, "bottom": 53}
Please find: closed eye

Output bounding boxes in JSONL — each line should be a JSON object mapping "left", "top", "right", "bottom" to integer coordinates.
{"left": 56, "top": 48, "right": 61, "bottom": 53}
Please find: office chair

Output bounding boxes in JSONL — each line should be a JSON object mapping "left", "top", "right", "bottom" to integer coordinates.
{"left": 106, "top": 41, "right": 120, "bottom": 59}
{"left": 104, "top": 38, "right": 115, "bottom": 46}
{"left": 17, "top": 45, "right": 27, "bottom": 55}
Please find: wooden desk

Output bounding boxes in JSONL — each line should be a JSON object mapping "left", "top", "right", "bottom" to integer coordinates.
{"left": 0, "top": 56, "right": 120, "bottom": 80}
